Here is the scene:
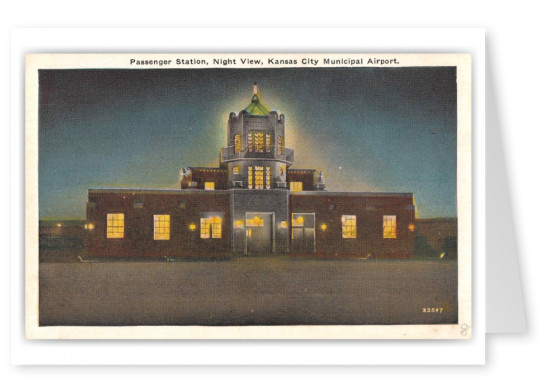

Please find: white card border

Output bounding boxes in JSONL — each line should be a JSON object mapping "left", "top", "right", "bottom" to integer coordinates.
{"left": 10, "top": 27, "right": 485, "bottom": 365}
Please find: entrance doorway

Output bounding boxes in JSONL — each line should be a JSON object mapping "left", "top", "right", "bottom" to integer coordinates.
{"left": 291, "top": 213, "right": 315, "bottom": 254}
{"left": 245, "top": 212, "right": 274, "bottom": 255}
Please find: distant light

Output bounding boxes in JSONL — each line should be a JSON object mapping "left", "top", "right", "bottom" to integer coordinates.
{"left": 320, "top": 223, "right": 327, "bottom": 231}
{"left": 408, "top": 223, "right": 415, "bottom": 232}
{"left": 439, "top": 252, "right": 446, "bottom": 259}
{"left": 189, "top": 223, "right": 197, "bottom": 231}
{"left": 234, "top": 219, "right": 244, "bottom": 228}
{"left": 85, "top": 223, "right": 95, "bottom": 230}
{"left": 56, "top": 223, "right": 62, "bottom": 227}
{"left": 280, "top": 221, "right": 288, "bottom": 229}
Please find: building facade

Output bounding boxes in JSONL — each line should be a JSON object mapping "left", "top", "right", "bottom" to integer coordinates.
{"left": 86, "top": 84, "right": 416, "bottom": 258}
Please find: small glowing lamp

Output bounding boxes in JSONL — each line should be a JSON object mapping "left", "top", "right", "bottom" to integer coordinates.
{"left": 321, "top": 223, "right": 327, "bottom": 231}
{"left": 280, "top": 221, "right": 288, "bottom": 229}
{"left": 56, "top": 223, "right": 62, "bottom": 227}
{"left": 408, "top": 223, "right": 415, "bottom": 232}
{"left": 234, "top": 219, "right": 244, "bottom": 228}
{"left": 189, "top": 223, "right": 197, "bottom": 231}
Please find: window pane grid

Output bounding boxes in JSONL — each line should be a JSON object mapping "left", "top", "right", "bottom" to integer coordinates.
{"left": 106, "top": 213, "right": 124, "bottom": 238}
{"left": 200, "top": 218, "right": 210, "bottom": 239}
{"left": 341, "top": 215, "right": 357, "bottom": 239}
{"left": 200, "top": 216, "right": 223, "bottom": 239}
{"left": 154, "top": 214, "right": 170, "bottom": 240}
{"left": 383, "top": 215, "right": 397, "bottom": 239}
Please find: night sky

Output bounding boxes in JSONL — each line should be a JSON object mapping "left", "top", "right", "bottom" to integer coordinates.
{"left": 38, "top": 67, "right": 457, "bottom": 219}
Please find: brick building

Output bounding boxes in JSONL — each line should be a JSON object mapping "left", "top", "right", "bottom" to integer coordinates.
{"left": 86, "top": 83, "right": 416, "bottom": 258}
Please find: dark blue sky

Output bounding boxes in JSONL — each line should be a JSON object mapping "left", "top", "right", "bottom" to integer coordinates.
{"left": 39, "top": 67, "right": 457, "bottom": 219}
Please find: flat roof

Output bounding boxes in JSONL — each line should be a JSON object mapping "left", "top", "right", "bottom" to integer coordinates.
{"left": 89, "top": 188, "right": 412, "bottom": 197}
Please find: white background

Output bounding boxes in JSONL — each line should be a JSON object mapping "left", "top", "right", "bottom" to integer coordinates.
{"left": 2, "top": 1, "right": 549, "bottom": 389}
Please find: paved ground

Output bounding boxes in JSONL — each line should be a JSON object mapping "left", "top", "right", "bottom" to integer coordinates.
{"left": 39, "top": 252, "right": 458, "bottom": 326}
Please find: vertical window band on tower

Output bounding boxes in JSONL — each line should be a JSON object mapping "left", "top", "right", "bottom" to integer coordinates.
{"left": 265, "top": 133, "right": 272, "bottom": 152}
{"left": 255, "top": 166, "right": 264, "bottom": 189}
{"left": 247, "top": 133, "right": 253, "bottom": 152}
{"left": 234, "top": 134, "right": 242, "bottom": 154}
{"left": 277, "top": 136, "right": 283, "bottom": 155}
{"left": 248, "top": 166, "right": 253, "bottom": 189}
{"left": 265, "top": 166, "right": 271, "bottom": 189}
{"left": 255, "top": 132, "right": 264, "bottom": 153}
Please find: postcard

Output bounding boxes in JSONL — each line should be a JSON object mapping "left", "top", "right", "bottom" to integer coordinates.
{"left": 25, "top": 53, "right": 471, "bottom": 339}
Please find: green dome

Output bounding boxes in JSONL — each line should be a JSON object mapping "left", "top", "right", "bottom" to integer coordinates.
{"left": 244, "top": 86, "right": 271, "bottom": 116}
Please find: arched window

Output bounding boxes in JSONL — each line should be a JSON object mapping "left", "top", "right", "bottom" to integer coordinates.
{"left": 234, "top": 134, "right": 242, "bottom": 154}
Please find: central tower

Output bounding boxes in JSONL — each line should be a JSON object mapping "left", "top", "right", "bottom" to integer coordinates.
{"left": 220, "top": 82, "right": 294, "bottom": 189}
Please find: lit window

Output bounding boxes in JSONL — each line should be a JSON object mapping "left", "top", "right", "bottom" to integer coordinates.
{"left": 211, "top": 216, "right": 222, "bottom": 238}
{"left": 106, "top": 213, "right": 124, "bottom": 239}
{"left": 255, "top": 132, "right": 264, "bottom": 152}
{"left": 153, "top": 214, "right": 170, "bottom": 240}
{"left": 233, "top": 166, "right": 240, "bottom": 175}
{"left": 292, "top": 214, "right": 304, "bottom": 227}
{"left": 383, "top": 215, "right": 397, "bottom": 239}
{"left": 247, "top": 133, "right": 253, "bottom": 152}
{"left": 265, "top": 133, "right": 272, "bottom": 152}
{"left": 341, "top": 215, "right": 357, "bottom": 239}
{"left": 290, "top": 182, "right": 303, "bottom": 192}
{"left": 255, "top": 166, "right": 264, "bottom": 189}
{"left": 205, "top": 182, "right": 215, "bottom": 190}
{"left": 278, "top": 136, "right": 284, "bottom": 155}
{"left": 234, "top": 134, "right": 242, "bottom": 154}
{"left": 246, "top": 216, "right": 264, "bottom": 227}
{"left": 265, "top": 166, "right": 271, "bottom": 189}
{"left": 200, "top": 216, "right": 222, "bottom": 239}
{"left": 248, "top": 166, "right": 253, "bottom": 189}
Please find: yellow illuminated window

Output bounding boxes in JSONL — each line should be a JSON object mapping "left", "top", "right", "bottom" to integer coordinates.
{"left": 200, "top": 216, "right": 222, "bottom": 239}
{"left": 265, "top": 133, "right": 272, "bottom": 152}
{"left": 383, "top": 215, "right": 397, "bottom": 239}
{"left": 211, "top": 216, "right": 222, "bottom": 238}
{"left": 233, "top": 166, "right": 240, "bottom": 175}
{"left": 247, "top": 133, "right": 253, "bottom": 152}
{"left": 153, "top": 214, "right": 170, "bottom": 240}
{"left": 265, "top": 166, "right": 271, "bottom": 189}
{"left": 255, "top": 166, "right": 264, "bottom": 189}
{"left": 106, "top": 213, "right": 124, "bottom": 239}
{"left": 278, "top": 136, "right": 284, "bottom": 155}
{"left": 234, "top": 134, "right": 242, "bottom": 154}
{"left": 204, "top": 182, "right": 215, "bottom": 190}
{"left": 341, "top": 215, "right": 357, "bottom": 239}
{"left": 292, "top": 214, "right": 304, "bottom": 227}
{"left": 255, "top": 132, "right": 264, "bottom": 153}
{"left": 248, "top": 166, "right": 253, "bottom": 189}
{"left": 290, "top": 182, "right": 303, "bottom": 192}
{"left": 246, "top": 216, "right": 264, "bottom": 227}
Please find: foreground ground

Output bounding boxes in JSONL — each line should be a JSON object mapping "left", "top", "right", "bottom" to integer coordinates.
{"left": 39, "top": 251, "right": 458, "bottom": 326}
